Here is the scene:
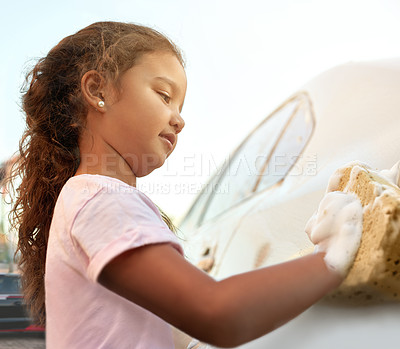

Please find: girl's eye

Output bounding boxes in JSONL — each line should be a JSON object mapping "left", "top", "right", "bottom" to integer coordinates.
{"left": 158, "top": 92, "right": 171, "bottom": 103}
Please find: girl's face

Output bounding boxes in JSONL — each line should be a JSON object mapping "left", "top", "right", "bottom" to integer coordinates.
{"left": 99, "top": 51, "right": 187, "bottom": 178}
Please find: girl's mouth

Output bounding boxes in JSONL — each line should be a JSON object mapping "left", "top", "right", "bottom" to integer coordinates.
{"left": 160, "top": 135, "right": 174, "bottom": 150}
{"left": 159, "top": 133, "right": 176, "bottom": 149}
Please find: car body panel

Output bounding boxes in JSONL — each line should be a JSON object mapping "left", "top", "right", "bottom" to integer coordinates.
{"left": 179, "top": 58, "right": 400, "bottom": 348}
{"left": 236, "top": 303, "right": 400, "bottom": 349}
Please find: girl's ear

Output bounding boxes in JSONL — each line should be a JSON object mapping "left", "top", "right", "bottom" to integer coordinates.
{"left": 81, "top": 70, "right": 107, "bottom": 113}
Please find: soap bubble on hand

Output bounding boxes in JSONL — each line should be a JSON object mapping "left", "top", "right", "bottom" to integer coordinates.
{"left": 305, "top": 191, "right": 363, "bottom": 276}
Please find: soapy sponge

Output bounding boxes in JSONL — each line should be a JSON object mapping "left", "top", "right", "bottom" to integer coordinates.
{"left": 327, "top": 163, "right": 400, "bottom": 302}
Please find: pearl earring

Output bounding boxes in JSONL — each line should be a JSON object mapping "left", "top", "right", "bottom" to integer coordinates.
{"left": 97, "top": 100, "right": 105, "bottom": 108}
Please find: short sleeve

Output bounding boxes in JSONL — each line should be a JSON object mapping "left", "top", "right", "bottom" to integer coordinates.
{"left": 70, "top": 185, "right": 183, "bottom": 282}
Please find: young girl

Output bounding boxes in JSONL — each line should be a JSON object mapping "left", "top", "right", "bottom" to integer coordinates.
{"left": 8, "top": 21, "right": 361, "bottom": 348}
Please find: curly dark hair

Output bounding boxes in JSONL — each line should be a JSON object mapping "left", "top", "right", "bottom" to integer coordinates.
{"left": 7, "top": 21, "right": 184, "bottom": 326}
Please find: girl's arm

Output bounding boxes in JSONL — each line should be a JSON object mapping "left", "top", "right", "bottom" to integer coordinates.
{"left": 98, "top": 243, "right": 342, "bottom": 348}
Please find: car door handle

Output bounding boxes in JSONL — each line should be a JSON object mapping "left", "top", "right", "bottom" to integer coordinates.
{"left": 196, "top": 247, "right": 215, "bottom": 273}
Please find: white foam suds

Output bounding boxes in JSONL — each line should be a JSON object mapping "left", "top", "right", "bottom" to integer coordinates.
{"left": 379, "top": 161, "right": 400, "bottom": 188}
{"left": 306, "top": 160, "right": 400, "bottom": 276}
{"left": 305, "top": 191, "right": 363, "bottom": 276}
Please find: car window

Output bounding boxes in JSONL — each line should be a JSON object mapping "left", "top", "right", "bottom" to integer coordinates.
{"left": 0, "top": 275, "right": 21, "bottom": 294}
{"left": 200, "top": 95, "right": 302, "bottom": 224}
{"left": 254, "top": 92, "right": 315, "bottom": 192}
{"left": 177, "top": 172, "right": 221, "bottom": 233}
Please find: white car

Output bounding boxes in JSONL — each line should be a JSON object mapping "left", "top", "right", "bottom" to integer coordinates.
{"left": 177, "top": 58, "right": 400, "bottom": 349}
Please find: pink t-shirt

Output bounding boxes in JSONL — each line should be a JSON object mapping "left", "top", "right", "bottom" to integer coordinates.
{"left": 45, "top": 174, "right": 184, "bottom": 348}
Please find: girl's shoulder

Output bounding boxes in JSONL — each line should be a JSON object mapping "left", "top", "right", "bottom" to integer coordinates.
{"left": 59, "top": 174, "right": 158, "bottom": 215}
{"left": 66, "top": 174, "right": 138, "bottom": 193}
{"left": 64, "top": 174, "right": 145, "bottom": 199}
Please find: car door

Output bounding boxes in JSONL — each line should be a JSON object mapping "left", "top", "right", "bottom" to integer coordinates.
{"left": 180, "top": 93, "right": 313, "bottom": 278}
{"left": 209, "top": 60, "right": 400, "bottom": 349}
{"left": 212, "top": 92, "right": 317, "bottom": 278}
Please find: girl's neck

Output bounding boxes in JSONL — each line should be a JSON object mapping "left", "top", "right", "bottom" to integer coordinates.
{"left": 75, "top": 128, "right": 137, "bottom": 187}
{"left": 74, "top": 154, "right": 137, "bottom": 187}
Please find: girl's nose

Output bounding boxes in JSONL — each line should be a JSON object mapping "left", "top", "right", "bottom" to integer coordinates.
{"left": 171, "top": 111, "right": 185, "bottom": 134}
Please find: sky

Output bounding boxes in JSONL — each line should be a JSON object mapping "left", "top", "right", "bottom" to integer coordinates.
{"left": 1, "top": 0, "right": 400, "bottom": 222}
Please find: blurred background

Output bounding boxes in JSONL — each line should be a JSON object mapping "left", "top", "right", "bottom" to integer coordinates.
{"left": 1, "top": 0, "right": 400, "bottom": 224}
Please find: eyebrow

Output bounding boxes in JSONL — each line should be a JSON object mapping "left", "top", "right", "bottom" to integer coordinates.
{"left": 154, "top": 76, "right": 178, "bottom": 89}
{"left": 154, "top": 76, "right": 185, "bottom": 112}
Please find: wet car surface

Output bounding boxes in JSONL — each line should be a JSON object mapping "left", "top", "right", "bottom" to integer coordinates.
{"left": 178, "top": 58, "right": 400, "bottom": 349}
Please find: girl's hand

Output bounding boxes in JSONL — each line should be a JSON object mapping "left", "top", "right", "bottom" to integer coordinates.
{"left": 305, "top": 191, "right": 363, "bottom": 277}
